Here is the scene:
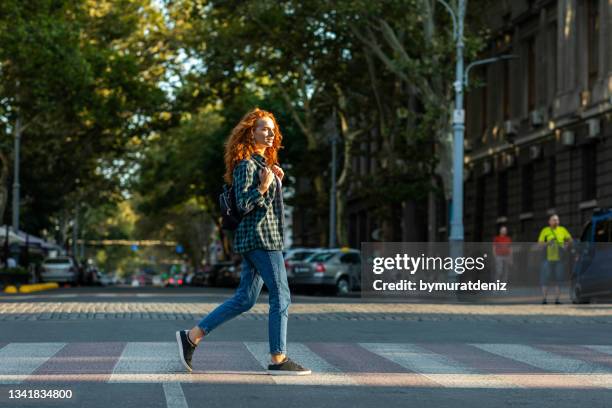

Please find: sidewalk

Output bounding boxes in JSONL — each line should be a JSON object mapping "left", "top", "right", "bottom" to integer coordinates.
{"left": 1, "top": 301, "right": 611, "bottom": 324}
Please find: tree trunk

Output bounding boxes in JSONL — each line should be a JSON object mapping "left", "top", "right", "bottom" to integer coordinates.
{"left": 279, "top": 86, "right": 330, "bottom": 247}
{"left": 0, "top": 151, "right": 9, "bottom": 224}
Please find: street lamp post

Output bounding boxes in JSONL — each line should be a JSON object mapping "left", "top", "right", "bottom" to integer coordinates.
{"left": 464, "top": 55, "right": 518, "bottom": 88}
{"left": 12, "top": 115, "right": 22, "bottom": 233}
{"left": 438, "top": 0, "right": 516, "bottom": 245}
{"left": 329, "top": 108, "right": 338, "bottom": 248}
{"left": 448, "top": 0, "right": 466, "bottom": 244}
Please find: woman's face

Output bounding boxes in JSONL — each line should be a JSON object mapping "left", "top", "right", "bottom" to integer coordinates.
{"left": 252, "top": 117, "right": 275, "bottom": 149}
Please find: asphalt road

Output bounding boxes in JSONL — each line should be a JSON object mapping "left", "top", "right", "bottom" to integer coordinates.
{"left": 0, "top": 286, "right": 611, "bottom": 408}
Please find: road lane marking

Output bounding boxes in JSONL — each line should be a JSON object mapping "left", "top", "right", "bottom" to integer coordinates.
{"left": 306, "top": 342, "right": 438, "bottom": 387}
{"left": 360, "top": 343, "right": 519, "bottom": 388}
{"left": 244, "top": 341, "right": 356, "bottom": 385}
{"left": 419, "top": 343, "right": 544, "bottom": 374}
{"left": 191, "top": 341, "right": 271, "bottom": 375}
{"left": 163, "top": 382, "right": 189, "bottom": 408}
{"left": 421, "top": 343, "right": 612, "bottom": 389}
{"left": 538, "top": 344, "right": 612, "bottom": 368}
{"left": 585, "top": 345, "right": 612, "bottom": 357}
{"left": 29, "top": 342, "right": 125, "bottom": 382}
{"left": 472, "top": 343, "right": 612, "bottom": 389}
{"left": 0, "top": 343, "right": 65, "bottom": 384}
{"left": 109, "top": 342, "right": 192, "bottom": 383}
{"left": 0, "top": 341, "right": 611, "bottom": 388}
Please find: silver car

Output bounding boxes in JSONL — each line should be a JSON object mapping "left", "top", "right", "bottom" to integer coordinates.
{"left": 288, "top": 249, "right": 361, "bottom": 295}
{"left": 41, "top": 257, "right": 79, "bottom": 283}
{"left": 283, "top": 247, "right": 325, "bottom": 276}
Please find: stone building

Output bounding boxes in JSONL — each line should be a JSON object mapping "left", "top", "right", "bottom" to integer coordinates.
{"left": 461, "top": 0, "right": 611, "bottom": 242}
{"left": 291, "top": 0, "right": 611, "bottom": 247}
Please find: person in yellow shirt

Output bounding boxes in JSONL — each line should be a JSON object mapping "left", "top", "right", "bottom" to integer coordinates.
{"left": 537, "top": 214, "right": 572, "bottom": 304}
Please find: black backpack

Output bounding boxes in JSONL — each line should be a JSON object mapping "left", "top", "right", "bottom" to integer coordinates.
{"left": 219, "top": 184, "right": 242, "bottom": 230}
{"left": 220, "top": 158, "right": 265, "bottom": 230}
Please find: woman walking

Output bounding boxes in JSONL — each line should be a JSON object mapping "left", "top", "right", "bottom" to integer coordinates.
{"left": 175, "top": 108, "right": 311, "bottom": 375}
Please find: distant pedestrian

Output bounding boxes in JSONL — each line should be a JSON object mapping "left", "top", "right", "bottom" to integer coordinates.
{"left": 175, "top": 108, "right": 310, "bottom": 375}
{"left": 493, "top": 225, "right": 512, "bottom": 282}
{"left": 537, "top": 214, "right": 572, "bottom": 304}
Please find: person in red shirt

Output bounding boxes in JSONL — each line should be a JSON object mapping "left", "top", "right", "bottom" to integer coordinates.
{"left": 493, "top": 225, "right": 513, "bottom": 282}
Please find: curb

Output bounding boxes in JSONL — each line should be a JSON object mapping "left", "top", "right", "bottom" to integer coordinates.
{"left": 3, "top": 282, "right": 60, "bottom": 294}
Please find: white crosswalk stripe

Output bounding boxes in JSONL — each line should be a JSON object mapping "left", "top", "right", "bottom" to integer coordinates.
{"left": 109, "top": 342, "right": 193, "bottom": 383}
{"left": 244, "top": 341, "right": 356, "bottom": 385}
{"left": 0, "top": 343, "right": 65, "bottom": 384}
{"left": 163, "top": 382, "right": 189, "bottom": 408}
{"left": 585, "top": 345, "right": 612, "bottom": 356}
{"left": 360, "top": 343, "right": 520, "bottom": 388}
{"left": 0, "top": 341, "right": 612, "bottom": 388}
{"left": 471, "top": 343, "right": 612, "bottom": 389}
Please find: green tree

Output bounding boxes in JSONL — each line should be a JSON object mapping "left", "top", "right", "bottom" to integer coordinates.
{"left": 0, "top": 0, "right": 173, "bottom": 242}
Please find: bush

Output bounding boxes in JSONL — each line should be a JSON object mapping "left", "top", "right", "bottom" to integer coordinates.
{"left": 0, "top": 267, "right": 28, "bottom": 275}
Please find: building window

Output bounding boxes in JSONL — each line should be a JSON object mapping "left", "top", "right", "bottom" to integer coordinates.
{"left": 526, "top": 36, "right": 536, "bottom": 112}
{"left": 503, "top": 59, "right": 511, "bottom": 120}
{"left": 481, "top": 66, "right": 488, "bottom": 134}
{"left": 497, "top": 170, "right": 508, "bottom": 217}
{"left": 520, "top": 218, "right": 534, "bottom": 242}
{"left": 582, "top": 143, "right": 597, "bottom": 201}
{"left": 521, "top": 163, "right": 534, "bottom": 212}
{"left": 548, "top": 156, "right": 556, "bottom": 207}
{"left": 548, "top": 23, "right": 557, "bottom": 101}
{"left": 587, "top": 0, "right": 600, "bottom": 88}
{"left": 475, "top": 176, "right": 486, "bottom": 241}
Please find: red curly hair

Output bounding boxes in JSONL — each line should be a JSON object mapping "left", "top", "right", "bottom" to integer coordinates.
{"left": 224, "top": 108, "right": 284, "bottom": 185}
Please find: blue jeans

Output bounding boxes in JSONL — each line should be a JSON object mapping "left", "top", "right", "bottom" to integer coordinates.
{"left": 197, "top": 249, "right": 291, "bottom": 354}
{"left": 540, "top": 260, "right": 565, "bottom": 286}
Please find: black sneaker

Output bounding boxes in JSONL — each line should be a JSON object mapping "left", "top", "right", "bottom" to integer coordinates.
{"left": 542, "top": 298, "right": 547, "bottom": 304}
{"left": 175, "top": 330, "right": 196, "bottom": 372}
{"left": 555, "top": 299, "right": 562, "bottom": 304}
{"left": 267, "top": 357, "right": 312, "bottom": 376}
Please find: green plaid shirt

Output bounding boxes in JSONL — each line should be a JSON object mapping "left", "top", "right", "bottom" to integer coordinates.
{"left": 232, "top": 153, "right": 285, "bottom": 254}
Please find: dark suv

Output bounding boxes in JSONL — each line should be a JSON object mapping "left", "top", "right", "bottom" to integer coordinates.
{"left": 571, "top": 209, "right": 612, "bottom": 303}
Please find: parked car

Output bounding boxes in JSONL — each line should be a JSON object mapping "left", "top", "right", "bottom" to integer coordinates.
{"left": 216, "top": 262, "right": 241, "bottom": 287}
{"left": 40, "top": 256, "right": 81, "bottom": 284}
{"left": 283, "top": 247, "right": 325, "bottom": 276}
{"left": 165, "top": 274, "right": 186, "bottom": 287}
{"left": 202, "top": 260, "right": 239, "bottom": 287}
{"left": 190, "top": 267, "right": 208, "bottom": 287}
{"left": 83, "top": 260, "right": 101, "bottom": 286}
{"left": 98, "top": 272, "right": 114, "bottom": 286}
{"left": 571, "top": 209, "right": 612, "bottom": 303}
{"left": 289, "top": 248, "right": 361, "bottom": 295}
{"left": 112, "top": 274, "right": 126, "bottom": 285}
{"left": 132, "top": 273, "right": 153, "bottom": 287}
{"left": 152, "top": 275, "right": 164, "bottom": 287}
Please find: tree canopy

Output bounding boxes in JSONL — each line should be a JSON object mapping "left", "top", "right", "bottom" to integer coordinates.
{"left": 0, "top": 0, "right": 491, "bottom": 271}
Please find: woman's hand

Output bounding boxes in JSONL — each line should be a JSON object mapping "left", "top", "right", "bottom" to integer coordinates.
{"left": 271, "top": 165, "right": 284, "bottom": 181}
{"left": 258, "top": 167, "right": 274, "bottom": 194}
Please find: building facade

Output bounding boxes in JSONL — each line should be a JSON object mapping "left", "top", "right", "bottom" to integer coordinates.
{"left": 462, "top": 0, "right": 611, "bottom": 242}
{"left": 291, "top": 0, "right": 611, "bottom": 248}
